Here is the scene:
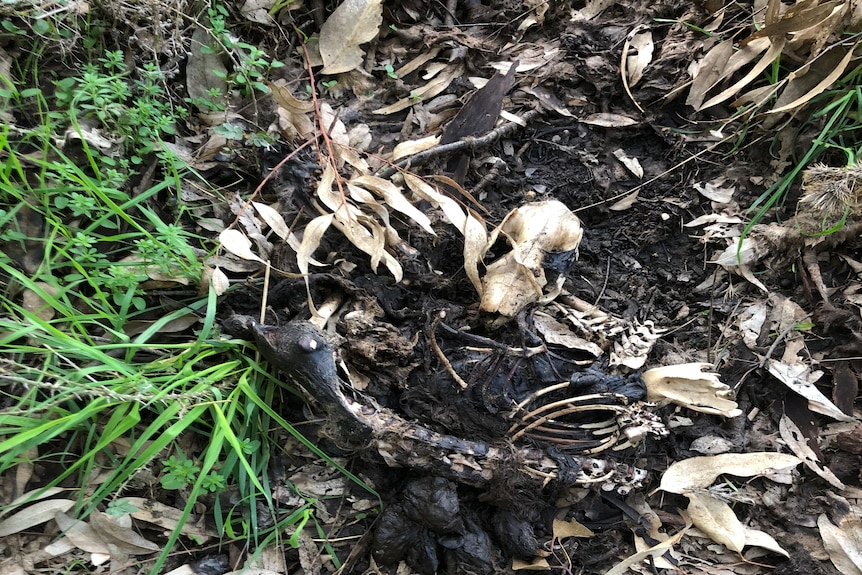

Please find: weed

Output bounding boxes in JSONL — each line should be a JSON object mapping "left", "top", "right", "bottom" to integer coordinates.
{"left": 204, "top": 3, "right": 285, "bottom": 96}
{"left": 0, "top": 8, "right": 376, "bottom": 573}
{"left": 741, "top": 62, "right": 862, "bottom": 243}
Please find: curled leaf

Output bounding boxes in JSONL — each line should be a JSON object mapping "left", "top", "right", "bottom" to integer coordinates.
{"left": 219, "top": 229, "right": 265, "bottom": 264}
{"left": 643, "top": 363, "right": 742, "bottom": 417}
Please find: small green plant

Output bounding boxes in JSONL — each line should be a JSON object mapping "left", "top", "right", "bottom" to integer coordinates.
{"left": 0, "top": 10, "right": 377, "bottom": 574}
{"left": 161, "top": 452, "right": 226, "bottom": 492}
{"left": 161, "top": 453, "right": 202, "bottom": 490}
{"left": 203, "top": 3, "right": 285, "bottom": 96}
{"left": 53, "top": 52, "right": 184, "bottom": 163}
{"left": 384, "top": 63, "right": 398, "bottom": 79}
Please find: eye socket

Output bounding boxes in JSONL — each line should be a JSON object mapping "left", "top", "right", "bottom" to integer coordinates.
{"left": 298, "top": 335, "right": 322, "bottom": 353}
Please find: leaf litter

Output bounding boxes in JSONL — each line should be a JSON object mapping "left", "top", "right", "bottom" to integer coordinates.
{"left": 4, "top": 0, "right": 862, "bottom": 574}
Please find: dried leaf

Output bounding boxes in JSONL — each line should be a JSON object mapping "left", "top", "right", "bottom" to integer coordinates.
{"left": 211, "top": 266, "right": 230, "bottom": 296}
{"left": 268, "top": 79, "right": 315, "bottom": 138}
{"left": 533, "top": 312, "right": 603, "bottom": 356}
{"left": 693, "top": 178, "right": 735, "bottom": 203}
{"left": 624, "top": 28, "right": 653, "bottom": 87}
{"left": 316, "top": 166, "right": 403, "bottom": 280}
{"left": 89, "top": 511, "right": 160, "bottom": 554}
{"left": 552, "top": 518, "right": 594, "bottom": 538}
{"left": 779, "top": 413, "right": 845, "bottom": 488}
{"left": 686, "top": 492, "right": 746, "bottom": 552}
{"left": 643, "top": 363, "right": 742, "bottom": 417}
{"left": 770, "top": 46, "right": 855, "bottom": 114}
{"left": 612, "top": 148, "right": 644, "bottom": 179}
{"left": 404, "top": 173, "right": 487, "bottom": 293}
{"left": 766, "top": 358, "right": 855, "bottom": 421}
{"left": 22, "top": 282, "right": 59, "bottom": 321}
{"left": 240, "top": 0, "right": 275, "bottom": 24}
{"left": 392, "top": 135, "right": 441, "bottom": 161}
{"left": 581, "top": 113, "right": 637, "bottom": 127}
{"left": 297, "top": 214, "right": 333, "bottom": 279}
{"left": 818, "top": 514, "right": 862, "bottom": 575}
{"left": 352, "top": 174, "right": 435, "bottom": 234}
{"left": 604, "top": 527, "right": 688, "bottom": 575}
{"left": 319, "top": 0, "right": 383, "bottom": 75}
{"left": 609, "top": 190, "right": 639, "bottom": 211}
{"left": 686, "top": 39, "right": 734, "bottom": 109}
{"left": 700, "top": 37, "right": 786, "bottom": 110}
{"left": 220, "top": 229, "right": 265, "bottom": 263}
{"left": 0, "top": 487, "right": 66, "bottom": 521}
{"left": 186, "top": 26, "right": 229, "bottom": 113}
{"left": 660, "top": 452, "right": 801, "bottom": 494}
{"left": 395, "top": 47, "right": 441, "bottom": 77}
{"left": 744, "top": 528, "right": 789, "bottom": 557}
{"left": 0, "top": 499, "right": 75, "bottom": 536}
{"left": 123, "top": 497, "right": 216, "bottom": 541}
{"left": 571, "top": 0, "right": 615, "bottom": 21}
{"left": 253, "top": 202, "right": 291, "bottom": 240}
{"left": 743, "top": 0, "right": 845, "bottom": 46}
{"left": 512, "top": 556, "right": 551, "bottom": 570}
{"left": 53, "top": 512, "right": 110, "bottom": 554}
{"left": 712, "top": 237, "right": 765, "bottom": 266}
{"left": 373, "top": 64, "right": 463, "bottom": 115}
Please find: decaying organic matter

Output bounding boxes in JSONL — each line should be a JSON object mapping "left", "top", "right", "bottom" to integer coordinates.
{"left": 235, "top": 315, "right": 657, "bottom": 493}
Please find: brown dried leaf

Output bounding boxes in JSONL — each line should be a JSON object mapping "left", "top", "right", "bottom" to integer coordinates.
{"left": 219, "top": 229, "right": 265, "bottom": 263}
{"left": 123, "top": 497, "right": 216, "bottom": 541}
{"left": 352, "top": 174, "right": 434, "bottom": 234}
{"left": 581, "top": 112, "right": 638, "bottom": 127}
{"left": 22, "top": 282, "right": 59, "bottom": 321}
{"left": 766, "top": 358, "right": 855, "bottom": 421}
{"left": 89, "top": 511, "right": 160, "bottom": 555}
{"left": 552, "top": 518, "right": 594, "bottom": 538}
{"left": 0, "top": 499, "right": 75, "bottom": 536}
{"left": 624, "top": 28, "right": 653, "bottom": 87}
{"left": 818, "top": 514, "right": 862, "bottom": 575}
{"left": 210, "top": 266, "right": 230, "bottom": 296}
{"left": 686, "top": 492, "right": 746, "bottom": 552}
{"left": 372, "top": 64, "right": 463, "bottom": 115}
{"left": 319, "top": 0, "right": 383, "bottom": 75}
{"left": 53, "top": 512, "right": 110, "bottom": 554}
{"left": 315, "top": 167, "right": 402, "bottom": 280}
{"left": 252, "top": 202, "right": 290, "bottom": 240}
{"left": 186, "top": 26, "right": 229, "bottom": 114}
{"left": 240, "top": 0, "right": 275, "bottom": 25}
{"left": 686, "top": 39, "right": 735, "bottom": 109}
{"left": 268, "top": 79, "right": 315, "bottom": 138}
{"left": 779, "top": 413, "right": 845, "bottom": 488}
{"left": 604, "top": 527, "right": 688, "bottom": 575}
{"left": 533, "top": 312, "right": 603, "bottom": 356}
{"left": 392, "top": 135, "right": 441, "bottom": 161}
{"left": 643, "top": 363, "right": 741, "bottom": 417}
{"left": 297, "top": 214, "right": 333, "bottom": 279}
{"left": 743, "top": 0, "right": 845, "bottom": 47}
{"left": 770, "top": 46, "right": 855, "bottom": 114}
{"left": 404, "top": 173, "right": 488, "bottom": 293}
{"left": 700, "top": 38, "right": 785, "bottom": 110}
{"left": 660, "top": 452, "right": 801, "bottom": 494}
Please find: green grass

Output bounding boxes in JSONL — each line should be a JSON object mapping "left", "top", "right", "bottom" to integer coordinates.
{"left": 742, "top": 61, "right": 862, "bottom": 240}
{"left": 0, "top": 14, "right": 375, "bottom": 573}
